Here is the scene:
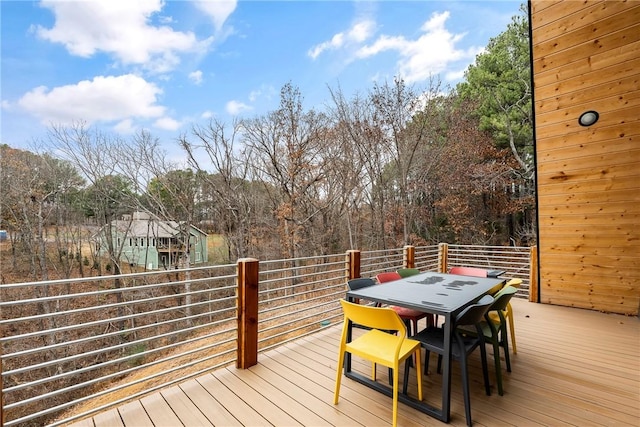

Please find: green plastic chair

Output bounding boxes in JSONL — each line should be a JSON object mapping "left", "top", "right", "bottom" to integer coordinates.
{"left": 460, "top": 285, "right": 518, "bottom": 396}
{"left": 396, "top": 268, "right": 421, "bottom": 278}
{"left": 488, "top": 278, "right": 523, "bottom": 354}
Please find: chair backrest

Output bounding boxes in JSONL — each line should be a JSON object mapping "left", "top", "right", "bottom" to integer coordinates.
{"left": 339, "top": 299, "right": 407, "bottom": 335}
{"left": 489, "top": 286, "right": 518, "bottom": 312}
{"left": 347, "top": 277, "right": 377, "bottom": 291}
{"left": 376, "top": 272, "right": 402, "bottom": 283}
{"left": 396, "top": 268, "right": 421, "bottom": 278}
{"left": 505, "top": 278, "right": 523, "bottom": 289}
{"left": 449, "top": 266, "right": 488, "bottom": 278}
{"left": 454, "top": 295, "right": 494, "bottom": 326}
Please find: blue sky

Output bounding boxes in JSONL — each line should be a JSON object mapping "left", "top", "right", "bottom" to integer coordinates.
{"left": 1, "top": 0, "right": 523, "bottom": 156}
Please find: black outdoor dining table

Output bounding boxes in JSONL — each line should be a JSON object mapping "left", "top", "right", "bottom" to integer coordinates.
{"left": 344, "top": 271, "right": 505, "bottom": 423}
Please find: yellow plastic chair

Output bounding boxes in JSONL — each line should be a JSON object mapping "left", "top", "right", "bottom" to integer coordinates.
{"left": 334, "top": 299, "right": 423, "bottom": 427}
{"left": 488, "top": 278, "right": 522, "bottom": 354}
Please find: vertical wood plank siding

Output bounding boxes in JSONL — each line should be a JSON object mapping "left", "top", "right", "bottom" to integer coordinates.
{"left": 530, "top": 0, "right": 640, "bottom": 314}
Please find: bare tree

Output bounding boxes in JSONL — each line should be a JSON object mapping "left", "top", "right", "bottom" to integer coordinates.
{"left": 242, "top": 82, "right": 329, "bottom": 259}
{"left": 47, "top": 123, "right": 138, "bottom": 275}
{"left": 179, "top": 118, "right": 260, "bottom": 260}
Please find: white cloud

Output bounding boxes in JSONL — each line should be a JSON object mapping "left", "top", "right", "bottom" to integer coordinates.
{"left": 17, "top": 74, "right": 166, "bottom": 125}
{"left": 225, "top": 100, "right": 252, "bottom": 116}
{"left": 193, "top": 0, "right": 237, "bottom": 31}
{"left": 248, "top": 84, "right": 276, "bottom": 103}
{"left": 201, "top": 110, "right": 215, "bottom": 119}
{"left": 154, "top": 116, "right": 182, "bottom": 131}
{"left": 189, "top": 70, "right": 203, "bottom": 85}
{"left": 356, "top": 11, "right": 482, "bottom": 83}
{"left": 445, "top": 69, "right": 466, "bottom": 82}
{"left": 114, "top": 119, "right": 136, "bottom": 134}
{"left": 35, "top": 0, "right": 212, "bottom": 73}
{"left": 308, "top": 19, "right": 375, "bottom": 60}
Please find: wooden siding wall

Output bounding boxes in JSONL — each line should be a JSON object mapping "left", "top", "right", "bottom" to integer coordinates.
{"left": 530, "top": 0, "right": 640, "bottom": 315}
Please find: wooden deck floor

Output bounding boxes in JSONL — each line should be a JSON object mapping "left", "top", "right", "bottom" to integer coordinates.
{"left": 70, "top": 299, "right": 639, "bottom": 426}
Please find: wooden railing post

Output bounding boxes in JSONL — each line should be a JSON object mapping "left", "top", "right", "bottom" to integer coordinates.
{"left": 346, "top": 250, "right": 361, "bottom": 280}
{"left": 237, "top": 257, "right": 259, "bottom": 369}
{"left": 438, "top": 243, "right": 449, "bottom": 273}
{"left": 403, "top": 245, "right": 415, "bottom": 268}
{"left": 529, "top": 246, "right": 539, "bottom": 303}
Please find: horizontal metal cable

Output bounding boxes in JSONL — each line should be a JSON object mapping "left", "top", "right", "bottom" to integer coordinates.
{"left": 259, "top": 254, "right": 344, "bottom": 266}
{"left": 4, "top": 331, "right": 237, "bottom": 411}
{"left": 258, "top": 259, "right": 345, "bottom": 276}
{"left": 0, "top": 264, "right": 236, "bottom": 292}
{"left": 1, "top": 294, "right": 236, "bottom": 343}
{"left": 2, "top": 304, "right": 235, "bottom": 360}
{"left": 7, "top": 343, "right": 237, "bottom": 427}
{"left": 258, "top": 303, "right": 342, "bottom": 338}
{"left": 258, "top": 314, "right": 342, "bottom": 354}
{"left": 3, "top": 313, "right": 235, "bottom": 379}
{"left": 258, "top": 280, "right": 344, "bottom": 301}
{"left": 259, "top": 283, "right": 344, "bottom": 307}
{"left": 259, "top": 290, "right": 344, "bottom": 318}
{"left": 0, "top": 281, "right": 236, "bottom": 326}
{"left": 258, "top": 267, "right": 345, "bottom": 286}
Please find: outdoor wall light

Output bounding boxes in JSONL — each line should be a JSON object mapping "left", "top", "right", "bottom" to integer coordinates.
{"left": 578, "top": 110, "right": 599, "bottom": 127}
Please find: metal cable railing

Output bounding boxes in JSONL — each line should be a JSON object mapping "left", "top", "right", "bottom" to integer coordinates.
{"left": 257, "top": 254, "right": 346, "bottom": 352}
{"left": 445, "top": 244, "right": 532, "bottom": 295}
{"left": 360, "top": 248, "right": 405, "bottom": 277}
{"left": 414, "top": 245, "right": 440, "bottom": 271}
{"left": 1, "top": 244, "right": 534, "bottom": 426}
{"left": 1, "top": 264, "right": 238, "bottom": 427}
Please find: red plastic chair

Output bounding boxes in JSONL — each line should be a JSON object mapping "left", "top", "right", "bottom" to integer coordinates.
{"left": 375, "top": 271, "right": 403, "bottom": 283}
{"left": 375, "top": 272, "right": 434, "bottom": 333}
{"left": 449, "top": 266, "right": 488, "bottom": 277}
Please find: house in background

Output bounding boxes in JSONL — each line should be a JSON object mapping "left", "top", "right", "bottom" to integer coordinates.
{"left": 529, "top": 1, "right": 639, "bottom": 315}
{"left": 96, "top": 212, "right": 208, "bottom": 270}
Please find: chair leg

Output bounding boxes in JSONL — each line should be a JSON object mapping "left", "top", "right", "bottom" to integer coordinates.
{"left": 402, "top": 358, "right": 410, "bottom": 395}
{"left": 492, "top": 341, "right": 504, "bottom": 396}
{"left": 414, "top": 349, "right": 423, "bottom": 401}
{"left": 507, "top": 308, "right": 517, "bottom": 354}
{"left": 392, "top": 364, "right": 399, "bottom": 427}
{"left": 503, "top": 333, "right": 512, "bottom": 373}
{"left": 424, "top": 349, "right": 431, "bottom": 375}
{"left": 427, "top": 314, "right": 435, "bottom": 328}
{"left": 498, "top": 321, "right": 512, "bottom": 373}
{"left": 459, "top": 350, "right": 473, "bottom": 426}
{"left": 411, "top": 319, "right": 419, "bottom": 365}
{"left": 479, "top": 342, "right": 491, "bottom": 396}
{"left": 333, "top": 349, "right": 345, "bottom": 404}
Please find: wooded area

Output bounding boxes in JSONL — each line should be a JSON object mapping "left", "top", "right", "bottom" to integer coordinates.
{"left": 0, "top": 7, "right": 534, "bottom": 284}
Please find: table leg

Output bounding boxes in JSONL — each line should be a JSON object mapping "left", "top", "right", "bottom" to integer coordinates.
{"left": 441, "top": 314, "right": 452, "bottom": 423}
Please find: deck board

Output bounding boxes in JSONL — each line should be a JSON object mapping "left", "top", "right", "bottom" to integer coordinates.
{"left": 117, "top": 400, "right": 153, "bottom": 427}
{"left": 158, "top": 386, "right": 213, "bottom": 426}
{"left": 71, "top": 299, "right": 640, "bottom": 427}
{"left": 177, "top": 379, "right": 240, "bottom": 426}
{"left": 139, "top": 393, "right": 183, "bottom": 427}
